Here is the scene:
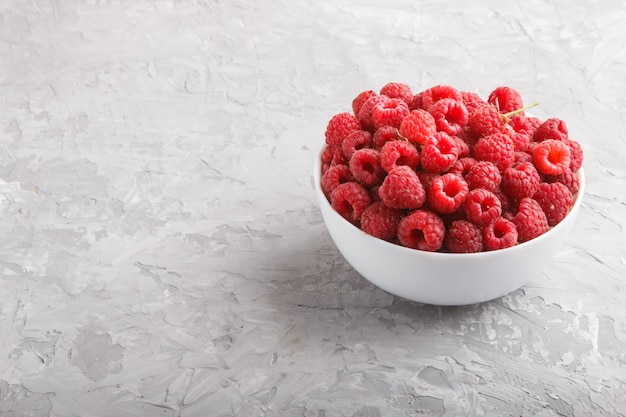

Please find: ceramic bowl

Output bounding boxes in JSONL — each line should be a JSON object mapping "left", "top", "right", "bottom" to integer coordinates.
{"left": 314, "top": 153, "right": 585, "bottom": 306}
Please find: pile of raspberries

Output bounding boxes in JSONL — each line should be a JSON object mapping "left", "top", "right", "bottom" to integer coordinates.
{"left": 320, "top": 83, "right": 583, "bottom": 253}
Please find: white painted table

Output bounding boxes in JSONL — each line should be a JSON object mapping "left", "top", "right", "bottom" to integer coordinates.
{"left": 1, "top": 0, "right": 625, "bottom": 415}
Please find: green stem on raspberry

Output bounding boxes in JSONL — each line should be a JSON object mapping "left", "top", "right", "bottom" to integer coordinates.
{"left": 501, "top": 102, "right": 540, "bottom": 123}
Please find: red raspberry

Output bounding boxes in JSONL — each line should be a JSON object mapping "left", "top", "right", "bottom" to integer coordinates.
{"left": 487, "top": 86, "right": 524, "bottom": 114}
{"left": 483, "top": 217, "right": 518, "bottom": 250}
{"left": 360, "top": 201, "right": 404, "bottom": 241}
{"left": 565, "top": 139, "right": 584, "bottom": 172}
{"left": 448, "top": 157, "right": 477, "bottom": 177}
{"left": 321, "top": 163, "right": 353, "bottom": 198}
{"left": 545, "top": 169, "right": 580, "bottom": 195}
{"left": 342, "top": 130, "right": 373, "bottom": 160}
{"left": 321, "top": 145, "right": 347, "bottom": 173}
{"left": 533, "top": 182, "right": 574, "bottom": 226}
{"left": 427, "top": 173, "right": 469, "bottom": 214}
{"left": 514, "top": 150, "right": 534, "bottom": 165}
{"left": 378, "top": 165, "right": 426, "bottom": 209}
{"left": 380, "top": 82, "right": 413, "bottom": 105}
{"left": 461, "top": 91, "right": 488, "bottom": 116}
{"left": 533, "top": 118, "right": 568, "bottom": 142}
{"left": 501, "top": 161, "right": 541, "bottom": 199}
{"left": 420, "top": 84, "right": 463, "bottom": 109}
{"left": 352, "top": 90, "right": 377, "bottom": 116}
{"left": 420, "top": 132, "right": 459, "bottom": 173}
{"left": 427, "top": 98, "right": 469, "bottom": 136}
{"left": 358, "top": 95, "right": 388, "bottom": 132}
{"left": 466, "top": 105, "right": 504, "bottom": 143}
{"left": 507, "top": 128, "right": 532, "bottom": 152}
{"left": 532, "top": 139, "right": 571, "bottom": 175}
{"left": 330, "top": 182, "right": 371, "bottom": 226}
{"left": 508, "top": 115, "right": 542, "bottom": 138}
{"left": 397, "top": 209, "right": 445, "bottom": 251}
{"left": 416, "top": 171, "right": 440, "bottom": 192}
{"left": 372, "top": 125, "right": 400, "bottom": 149}
{"left": 464, "top": 161, "right": 501, "bottom": 193}
{"left": 349, "top": 149, "right": 386, "bottom": 187}
{"left": 452, "top": 135, "right": 471, "bottom": 158}
{"left": 464, "top": 188, "right": 502, "bottom": 226}
{"left": 472, "top": 132, "right": 515, "bottom": 171}
{"left": 445, "top": 220, "right": 484, "bottom": 253}
{"left": 511, "top": 197, "right": 549, "bottom": 242}
{"left": 408, "top": 92, "right": 424, "bottom": 111}
{"left": 325, "top": 112, "right": 361, "bottom": 146}
{"left": 372, "top": 98, "right": 410, "bottom": 129}
{"left": 398, "top": 109, "right": 437, "bottom": 145}
{"left": 380, "top": 140, "right": 420, "bottom": 172}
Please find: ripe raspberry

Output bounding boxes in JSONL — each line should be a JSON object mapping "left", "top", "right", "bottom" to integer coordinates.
{"left": 416, "top": 171, "right": 441, "bottom": 192}
{"left": 325, "top": 112, "right": 361, "bottom": 146}
{"left": 408, "top": 92, "right": 424, "bottom": 111}
{"left": 545, "top": 169, "right": 580, "bottom": 195}
{"left": 445, "top": 220, "right": 484, "bottom": 253}
{"left": 372, "top": 125, "right": 400, "bottom": 149}
{"left": 532, "top": 139, "right": 571, "bottom": 175}
{"left": 507, "top": 129, "right": 532, "bottom": 152}
{"left": 464, "top": 161, "right": 501, "bottom": 193}
{"left": 428, "top": 98, "right": 469, "bottom": 136}
{"left": 461, "top": 91, "right": 488, "bottom": 115}
{"left": 501, "top": 162, "right": 541, "bottom": 199}
{"left": 533, "top": 182, "right": 574, "bottom": 226}
{"left": 372, "top": 98, "right": 410, "bottom": 129}
{"left": 378, "top": 165, "right": 426, "bottom": 209}
{"left": 349, "top": 148, "right": 386, "bottom": 187}
{"left": 472, "top": 132, "right": 515, "bottom": 171}
{"left": 360, "top": 201, "right": 404, "bottom": 241}
{"left": 342, "top": 130, "right": 373, "bottom": 160}
{"left": 452, "top": 135, "right": 471, "bottom": 158}
{"left": 511, "top": 197, "right": 549, "bottom": 242}
{"left": 321, "top": 163, "right": 353, "bottom": 198}
{"left": 533, "top": 118, "right": 568, "bottom": 142}
{"left": 330, "top": 182, "right": 371, "bottom": 226}
{"left": 398, "top": 109, "right": 437, "bottom": 145}
{"left": 380, "top": 140, "right": 420, "bottom": 172}
{"left": 483, "top": 217, "right": 518, "bottom": 250}
{"left": 487, "top": 86, "right": 524, "bottom": 114}
{"left": 464, "top": 188, "right": 502, "bottom": 226}
{"left": 508, "top": 115, "right": 542, "bottom": 138}
{"left": 514, "top": 151, "right": 534, "bottom": 165}
{"left": 427, "top": 173, "right": 469, "bottom": 214}
{"left": 352, "top": 90, "right": 377, "bottom": 116}
{"left": 358, "top": 95, "right": 388, "bottom": 132}
{"left": 466, "top": 105, "right": 504, "bottom": 143}
{"left": 448, "top": 157, "right": 477, "bottom": 177}
{"left": 565, "top": 139, "right": 584, "bottom": 172}
{"left": 321, "top": 145, "right": 347, "bottom": 173}
{"left": 380, "top": 82, "right": 413, "bottom": 105}
{"left": 397, "top": 209, "right": 445, "bottom": 251}
{"left": 420, "top": 132, "right": 460, "bottom": 173}
{"left": 420, "top": 84, "right": 463, "bottom": 109}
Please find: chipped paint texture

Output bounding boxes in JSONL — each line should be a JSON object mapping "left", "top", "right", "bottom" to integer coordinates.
{"left": 1, "top": 0, "right": 625, "bottom": 416}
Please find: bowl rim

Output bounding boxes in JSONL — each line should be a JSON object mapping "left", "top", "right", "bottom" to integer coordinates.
{"left": 314, "top": 147, "right": 586, "bottom": 259}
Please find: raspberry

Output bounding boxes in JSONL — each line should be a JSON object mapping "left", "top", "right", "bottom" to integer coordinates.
{"left": 472, "top": 132, "right": 515, "bottom": 171}
{"left": 511, "top": 197, "right": 549, "bottom": 242}
{"left": 372, "top": 97, "right": 410, "bottom": 129}
{"left": 380, "top": 82, "right": 413, "bottom": 105}
{"left": 514, "top": 151, "right": 534, "bottom": 165}
{"left": 487, "top": 86, "right": 524, "bottom": 114}
{"left": 464, "top": 188, "right": 502, "bottom": 226}
{"left": 427, "top": 98, "right": 469, "bottom": 136}
{"left": 565, "top": 139, "right": 584, "bottom": 172}
{"left": 330, "top": 182, "right": 371, "bottom": 226}
{"left": 397, "top": 209, "right": 445, "bottom": 251}
{"left": 464, "top": 161, "right": 501, "bottom": 193}
{"left": 360, "top": 201, "right": 404, "bottom": 241}
{"left": 321, "top": 145, "right": 347, "bottom": 173}
{"left": 451, "top": 135, "right": 471, "bottom": 158}
{"left": 533, "top": 182, "right": 574, "bottom": 226}
{"left": 325, "top": 112, "right": 361, "bottom": 146}
{"left": 416, "top": 171, "right": 441, "bottom": 191}
{"left": 533, "top": 118, "right": 568, "bottom": 142}
{"left": 398, "top": 109, "right": 437, "bottom": 145}
{"left": 349, "top": 149, "right": 386, "bottom": 187}
{"left": 380, "top": 140, "right": 420, "bottom": 172}
{"left": 461, "top": 91, "right": 488, "bottom": 115}
{"left": 445, "top": 220, "right": 484, "bottom": 253}
{"left": 420, "top": 84, "right": 463, "bottom": 109}
{"left": 508, "top": 115, "right": 542, "bottom": 138}
{"left": 545, "top": 169, "right": 580, "bottom": 195}
{"left": 378, "top": 165, "right": 426, "bottom": 209}
{"left": 501, "top": 161, "right": 541, "bottom": 199}
{"left": 420, "top": 132, "right": 459, "bottom": 173}
{"left": 342, "top": 130, "right": 373, "bottom": 160}
{"left": 352, "top": 90, "right": 377, "bottom": 116}
{"left": 466, "top": 105, "right": 504, "bottom": 143}
{"left": 448, "top": 157, "right": 477, "bottom": 177}
{"left": 321, "top": 163, "right": 353, "bottom": 198}
{"left": 507, "top": 128, "right": 532, "bottom": 152}
{"left": 532, "top": 139, "right": 571, "bottom": 175}
{"left": 483, "top": 217, "right": 518, "bottom": 250}
{"left": 372, "top": 125, "right": 400, "bottom": 149}
{"left": 427, "top": 173, "right": 469, "bottom": 214}
{"left": 358, "top": 95, "right": 389, "bottom": 132}
{"left": 408, "top": 92, "right": 424, "bottom": 111}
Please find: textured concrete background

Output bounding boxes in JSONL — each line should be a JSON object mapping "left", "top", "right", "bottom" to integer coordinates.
{"left": 0, "top": 0, "right": 625, "bottom": 416}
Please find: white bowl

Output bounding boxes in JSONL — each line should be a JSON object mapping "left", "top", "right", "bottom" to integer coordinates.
{"left": 314, "top": 153, "right": 585, "bottom": 306}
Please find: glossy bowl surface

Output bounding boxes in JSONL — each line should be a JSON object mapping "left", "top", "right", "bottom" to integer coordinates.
{"left": 314, "top": 154, "right": 585, "bottom": 306}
